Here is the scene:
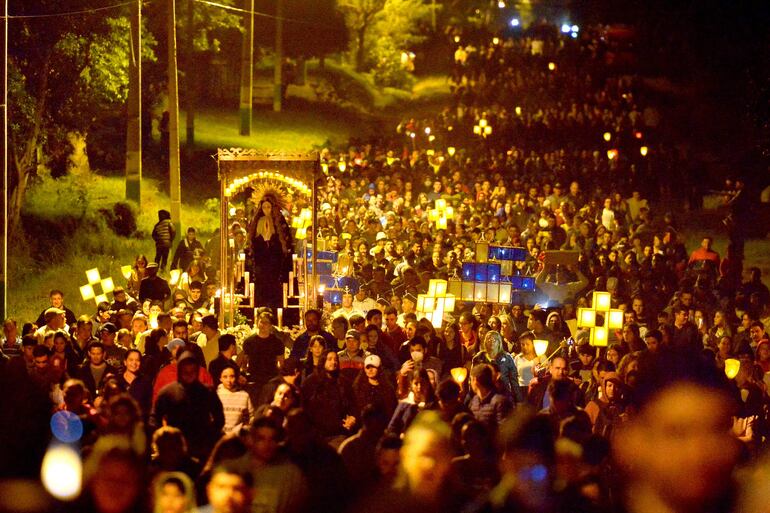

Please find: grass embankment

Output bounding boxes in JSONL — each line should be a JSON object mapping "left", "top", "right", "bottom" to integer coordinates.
{"left": 8, "top": 174, "right": 218, "bottom": 322}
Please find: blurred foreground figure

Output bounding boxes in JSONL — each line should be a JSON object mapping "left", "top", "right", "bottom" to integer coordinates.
{"left": 613, "top": 353, "right": 739, "bottom": 513}
{"left": 361, "top": 411, "right": 464, "bottom": 513}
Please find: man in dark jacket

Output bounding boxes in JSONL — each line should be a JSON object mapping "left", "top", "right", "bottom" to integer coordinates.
{"left": 171, "top": 227, "right": 204, "bottom": 271}
{"left": 139, "top": 263, "right": 171, "bottom": 304}
{"left": 152, "top": 209, "right": 176, "bottom": 271}
{"left": 76, "top": 342, "right": 119, "bottom": 398}
{"left": 152, "top": 351, "right": 224, "bottom": 460}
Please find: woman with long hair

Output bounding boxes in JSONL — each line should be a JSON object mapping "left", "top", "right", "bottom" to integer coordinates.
{"left": 387, "top": 368, "right": 437, "bottom": 436}
{"left": 116, "top": 349, "right": 153, "bottom": 422}
{"left": 176, "top": 259, "right": 207, "bottom": 295}
{"left": 458, "top": 311, "right": 479, "bottom": 355}
{"left": 435, "top": 321, "right": 469, "bottom": 373}
{"left": 472, "top": 331, "right": 522, "bottom": 403}
{"left": 126, "top": 254, "right": 149, "bottom": 298}
{"left": 301, "top": 335, "right": 327, "bottom": 382}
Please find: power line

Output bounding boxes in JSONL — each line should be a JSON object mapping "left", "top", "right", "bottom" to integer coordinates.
{"left": 2, "top": 0, "right": 136, "bottom": 19}
{"left": 194, "top": 0, "right": 315, "bottom": 25}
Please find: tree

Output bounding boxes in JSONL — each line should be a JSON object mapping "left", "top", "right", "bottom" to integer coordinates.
{"left": 338, "top": 0, "right": 386, "bottom": 71}
{"left": 8, "top": 0, "right": 156, "bottom": 235}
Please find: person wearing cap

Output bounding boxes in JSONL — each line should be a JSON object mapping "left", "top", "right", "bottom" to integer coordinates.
{"left": 35, "top": 289, "right": 77, "bottom": 327}
{"left": 338, "top": 329, "right": 367, "bottom": 382}
{"left": 351, "top": 354, "right": 397, "bottom": 419}
{"left": 34, "top": 306, "right": 67, "bottom": 346}
{"left": 152, "top": 350, "right": 224, "bottom": 460}
{"left": 110, "top": 287, "right": 139, "bottom": 314}
{"left": 99, "top": 322, "right": 127, "bottom": 369}
{"left": 139, "top": 262, "right": 171, "bottom": 304}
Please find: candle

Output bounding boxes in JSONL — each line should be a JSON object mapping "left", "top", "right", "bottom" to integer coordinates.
{"left": 253, "top": 308, "right": 258, "bottom": 328}
{"left": 249, "top": 283, "right": 255, "bottom": 302}
{"left": 244, "top": 272, "right": 250, "bottom": 296}
{"left": 289, "top": 272, "right": 294, "bottom": 297}
{"left": 277, "top": 308, "right": 283, "bottom": 328}
{"left": 283, "top": 284, "right": 288, "bottom": 308}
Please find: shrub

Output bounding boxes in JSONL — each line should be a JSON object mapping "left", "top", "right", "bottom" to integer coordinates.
{"left": 99, "top": 201, "right": 137, "bottom": 237}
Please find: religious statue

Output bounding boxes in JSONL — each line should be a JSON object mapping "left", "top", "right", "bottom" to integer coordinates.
{"left": 248, "top": 186, "right": 293, "bottom": 308}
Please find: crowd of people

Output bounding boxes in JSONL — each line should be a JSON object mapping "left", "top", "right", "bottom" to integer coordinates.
{"left": 1, "top": 21, "right": 770, "bottom": 513}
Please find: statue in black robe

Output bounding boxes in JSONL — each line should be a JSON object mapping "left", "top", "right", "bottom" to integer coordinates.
{"left": 248, "top": 193, "right": 293, "bottom": 308}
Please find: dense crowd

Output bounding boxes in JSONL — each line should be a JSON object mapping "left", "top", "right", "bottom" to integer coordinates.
{"left": 1, "top": 23, "right": 769, "bottom": 513}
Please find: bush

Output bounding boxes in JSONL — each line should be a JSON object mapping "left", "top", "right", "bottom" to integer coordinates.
{"left": 99, "top": 201, "right": 138, "bottom": 237}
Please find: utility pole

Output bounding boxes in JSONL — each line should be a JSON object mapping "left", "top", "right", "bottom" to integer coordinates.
{"left": 125, "top": 0, "right": 142, "bottom": 204}
{"left": 238, "top": 0, "right": 254, "bottom": 135}
{"left": 168, "top": 0, "right": 182, "bottom": 235}
{"left": 185, "top": 0, "right": 195, "bottom": 147}
{"left": 273, "top": 0, "right": 283, "bottom": 112}
{"left": 1, "top": 0, "right": 7, "bottom": 319}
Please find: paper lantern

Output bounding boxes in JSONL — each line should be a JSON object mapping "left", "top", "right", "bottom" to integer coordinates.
{"left": 121, "top": 265, "right": 132, "bottom": 279}
{"left": 451, "top": 367, "right": 468, "bottom": 384}
{"left": 498, "top": 283, "right": 512, "bottom": 304}
{"left": 592, "top": 292, "right": 611, "bottom": 311}
{"left": 591, "top": 327, "right": 608, "bottom": 347}
{"left": 476, "top": 241, "right": 489, "bottom": 263}
{"left": 577, "top": 308, "right": 596, "bottom": 328}
{"left": 533, "top": 339, "right": 549, "bottom": 357}
{"left": 80, "top": 284, "right": 95, "bottom": 301}
{"left": 725, "top": 359, "right": 740, "bottom": 380}
{"left": 607, "top": 309, "right": 624, "bottom": 330}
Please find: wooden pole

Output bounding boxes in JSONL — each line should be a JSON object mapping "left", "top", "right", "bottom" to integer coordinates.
{"left": 238, "top": 0, "right": 254, "bottom": 135}
{"left": 168, "top": 0, "right": 182, "bottom": 236}
{"left": 273, "top": 0, "right": 283, "bottom": 112}
{"left": 125, "top": 0, "right": 142, "bottom": 204}
{"left": 185, "top": 0, "right": 195, "bottom": 147}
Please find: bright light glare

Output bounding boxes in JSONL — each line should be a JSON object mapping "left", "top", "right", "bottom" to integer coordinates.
{"left": 510, "top": 18, "right": 520, "bottom": 27}
{"left": 41, "top": 445, "right": 82, "bottom": 501}
{"left": 571, "top": 25, "right": 579, "bottom": 32}
{"left": 571, "top": 32, "right": 578, "bottom": 39}
{"left": 561, "top": 23, "right": 571, "bottom": 33}
{"left": 498, "top": 0, "right": 505, "bottom": 7}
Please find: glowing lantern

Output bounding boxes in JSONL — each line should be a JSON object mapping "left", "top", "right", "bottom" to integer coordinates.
{"left": 548, "top": 62, "right": 556, "bottom": 71}
{"left": 725, "top": 359, "right": 740, "bottom": 379}
{"left": 640, "top": 146, "right": 649, "bottom": 157}
{"left": 603, "top": 132, "right": 612, "bottom": 142}
{"left": 533, "top": 339, "right": 549, "bottom": 357}
{"left": 451, "top": 367, "right": 468, "bottom": 384}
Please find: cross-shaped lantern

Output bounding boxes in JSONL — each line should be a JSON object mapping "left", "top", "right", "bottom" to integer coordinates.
{"left": 80, "top": 268, "right": 116, "bottom": 305}
{"left": 576, "top": 291, "right": 624, "bottom": 346}
{"left": 427, "top": 199, "right": 454, "bottom": 230}
{"left": 416, "top": 279, "right": 456, "bottom": 328}
{"left": 292, "top": 208, "right": 312, "bottom": 240}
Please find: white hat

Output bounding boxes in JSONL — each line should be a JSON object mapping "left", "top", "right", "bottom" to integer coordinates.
{"left": 376, "top": 231, "right": 388, "bottom": 241}
{"left": 364, "top": 354, "right": 381, "bottom": 368}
